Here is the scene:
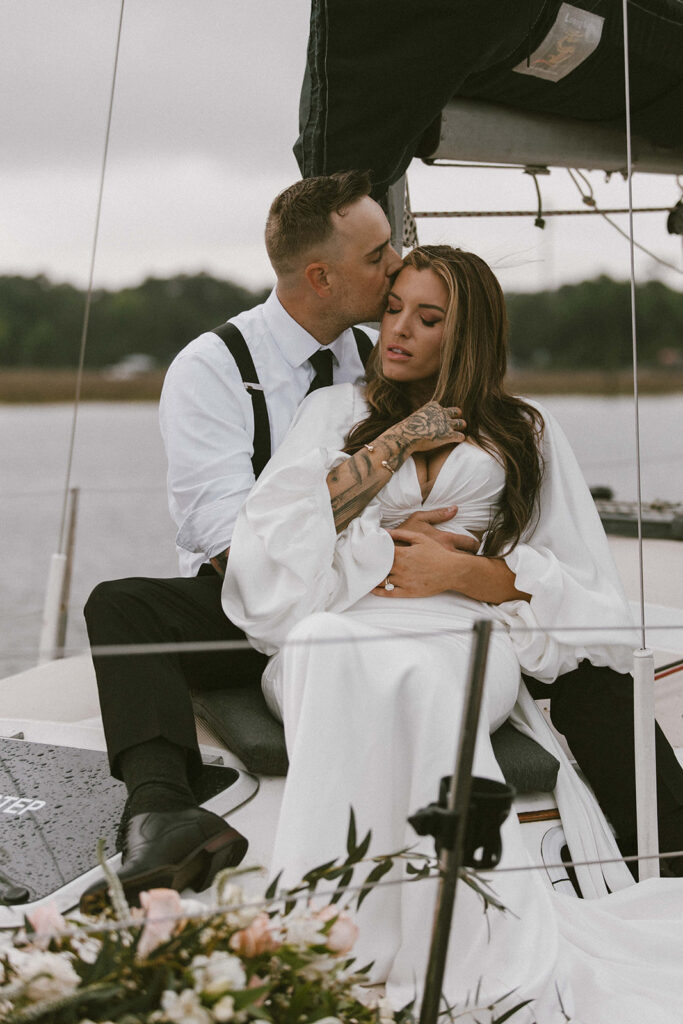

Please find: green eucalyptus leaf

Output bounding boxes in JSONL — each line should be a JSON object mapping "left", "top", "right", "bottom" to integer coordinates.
{"left": 347, "top": 807, "right": 358, "bottom": 857}
{"left": 492, "top": 998, "right": 535, "bottom": 1023}
{"left": 356, "top": 858, "right": 393, "bottom": 909}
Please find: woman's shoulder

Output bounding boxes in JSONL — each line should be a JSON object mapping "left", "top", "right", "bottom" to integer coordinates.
{"left": 286, "top": 382, "right": 368, "bottom": 447}
{"left": 295, "top": 381, "right": 368, "bottom": 419}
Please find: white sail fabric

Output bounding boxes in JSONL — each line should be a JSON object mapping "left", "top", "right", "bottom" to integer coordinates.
{"left": 499, "top": 398, "right": 638, "bottom": 681}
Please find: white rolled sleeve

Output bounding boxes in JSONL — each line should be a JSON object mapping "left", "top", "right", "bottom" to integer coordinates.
{"left": 160, "top": 332, "right": 257, "bottom": 573}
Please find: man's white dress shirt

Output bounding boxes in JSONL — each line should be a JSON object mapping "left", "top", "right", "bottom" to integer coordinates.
{"left": 159, "top": 288, "right": 375, "bottom": 576}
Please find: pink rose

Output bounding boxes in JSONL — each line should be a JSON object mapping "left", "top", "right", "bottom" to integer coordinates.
{"left": 137, "top": 888, "right": 184, "bottom": 959}
{"left": 316, "top": 905, "right": 359, "bottom": 955}
{"left": 247, "top": 973, "right": 268, "bottom": 1007}
{"left": 229, "top": 913, "right": 280, "bottom": 958}
{"left": 27, "top": 902, "right": 67, "bottom": 945}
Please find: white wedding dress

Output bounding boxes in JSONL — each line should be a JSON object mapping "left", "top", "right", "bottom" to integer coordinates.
{"left": 223, "top": 384, "right": 683, "bottom": 1024}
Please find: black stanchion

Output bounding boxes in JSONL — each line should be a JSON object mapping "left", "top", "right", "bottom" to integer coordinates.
{"left": 417, "top": 619, "right": 495, "bottom": 1024}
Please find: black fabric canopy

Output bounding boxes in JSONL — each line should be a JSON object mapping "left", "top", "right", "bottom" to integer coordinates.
{"left": 295, "top": 0, "right": 683, "bottom": 196}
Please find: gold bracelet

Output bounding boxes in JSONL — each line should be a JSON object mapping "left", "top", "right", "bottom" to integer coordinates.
{"left": 381, "top": 460, "right": 395, "bottom": 475}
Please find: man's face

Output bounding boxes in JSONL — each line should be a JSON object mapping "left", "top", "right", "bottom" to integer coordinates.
{"left": 327, "top": 196, "right": 402, "bottom": 324}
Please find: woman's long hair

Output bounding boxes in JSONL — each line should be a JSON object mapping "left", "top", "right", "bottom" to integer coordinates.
{"left": 344, "top": 245, "right": 545, "bottom": 556}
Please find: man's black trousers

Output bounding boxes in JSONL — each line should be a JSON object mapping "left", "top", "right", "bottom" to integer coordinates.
{"left": 85, "top": 572, "right": 683, "bottom": 859}
{"left": 84, "top": 571, "right": 267, "bottom": 779}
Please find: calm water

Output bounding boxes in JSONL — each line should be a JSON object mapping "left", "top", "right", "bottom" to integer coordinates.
{"left": 1, "top": 396, "right": 682, "bottom": 676}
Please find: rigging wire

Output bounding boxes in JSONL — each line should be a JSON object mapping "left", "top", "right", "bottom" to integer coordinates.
{"left": 412, "top": 206, "right": 671, "bottom": 218}
{"left": 56, "top": 0, "right": 126, "bottom": 555}
{"left": 566, "top": 168, "right": 683, "bottom": 277}
{"left": 8, "top": 844, "right": 683, "bottom": 943}
{"left": 3, "top": 618, "right": 683, "bottom": 663}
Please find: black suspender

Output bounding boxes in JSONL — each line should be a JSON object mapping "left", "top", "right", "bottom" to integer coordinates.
{"left": 212, "top": 321, "right": 272, "bottom": 480}
{"left": 212, "top": 321, "right": 374, "bottom": 479}
{"left": 352, "top": 327, "right": 374, "bottom": 368}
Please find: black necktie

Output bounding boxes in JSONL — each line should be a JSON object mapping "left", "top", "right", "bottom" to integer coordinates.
{"left": 306, "top": 349, "right": 334, "bottom": 394}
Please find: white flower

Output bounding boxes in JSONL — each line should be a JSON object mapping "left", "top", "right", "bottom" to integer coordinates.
{"left": 281, "top": 910, "right": 325, "bottom": 948}
{"left": 218, "top": 882, "right": 244, "bottom": 907}
{"left": 297, "top": 954, "right": 339, "bottom": 984}
{"left": 212, "top": 994, "right": 236, "bottom": 1021}
{"left": 191, "top": 950, "right": 246, "bottom": 997}
{"left": 377, "top": 995, "right": 397, "bottom": 1023}
{"left": 179, "top": 896, "right": 208, "bottom": 918}
{"left": 160, "top": 988, "right": 212, "bottom": 1024}
{"left": 8, "top": 949, "right": 80, "bottom": 1002}
{"left": 70, "top": 934, "right": 102, "bottom": 965}
{"left": 213, "top": 881, "right": 257, "bottom": 928}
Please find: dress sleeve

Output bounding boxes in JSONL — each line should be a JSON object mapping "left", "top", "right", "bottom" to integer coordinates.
{"left": 221, "top": 384, "right": 394, "bottom": 654}
{"left": 498, "top": 404, "right": 638, "bottom": 681}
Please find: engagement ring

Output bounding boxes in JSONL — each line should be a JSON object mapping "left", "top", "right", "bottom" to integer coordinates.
{"left": 384, "top": 578, "right": 395, "bottom": 591}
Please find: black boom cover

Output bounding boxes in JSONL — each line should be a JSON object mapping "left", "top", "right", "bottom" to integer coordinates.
{"left": 295, "top": 0, "right": 683, "bottom": 196}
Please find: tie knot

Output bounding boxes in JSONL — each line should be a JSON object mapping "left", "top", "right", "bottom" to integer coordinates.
{"left": 307, "top": 348, "right": 334, "bottom": 393}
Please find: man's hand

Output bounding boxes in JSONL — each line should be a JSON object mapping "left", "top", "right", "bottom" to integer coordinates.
{"left": 372, "top": 529, "right": 530, "bottom": 603}
{"left": 210, "top": 547, "right": 230, "bottom": 578}
{"left": 397, "top": 508, "right": 480, "bottom": 554}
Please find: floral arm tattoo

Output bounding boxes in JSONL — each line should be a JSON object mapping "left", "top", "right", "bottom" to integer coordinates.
{"left": 327, "top": 432, "right": 413, "bottom": 534}
{"left": 327, "top": 403, "right": 465, "bottom": 535}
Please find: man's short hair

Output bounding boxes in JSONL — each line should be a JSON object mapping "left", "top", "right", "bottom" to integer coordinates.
{"left": 265, "top": 170, "right": 372, "bottom": 276}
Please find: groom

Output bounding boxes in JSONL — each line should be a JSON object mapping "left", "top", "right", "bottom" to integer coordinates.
{"left": 81, "top": 171, "right": 484, "bottom": 911}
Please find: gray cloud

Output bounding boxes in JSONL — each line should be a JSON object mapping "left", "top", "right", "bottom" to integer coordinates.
{"left": 2, "top": 1, "right": 681, "bottom": 292}
{"left": 3, "top": 0, "right": 309, "bottom": 170}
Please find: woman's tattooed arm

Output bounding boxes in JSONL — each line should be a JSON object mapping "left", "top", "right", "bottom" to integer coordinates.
{"left": 327, "top": 402, "right": 467, "bottom": 534}
{"left": 327, "top": 431, "right": 413, "bottom": 533}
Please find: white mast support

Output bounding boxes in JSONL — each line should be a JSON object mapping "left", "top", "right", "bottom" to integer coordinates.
{"left": 633, "top": 648, "right": 659, "bottom": 880}
{"left": 37, "top": 555, "right": 67, "bottom": 666}
{"left": 37, "top": 487, "right": 80, "bottom": 665}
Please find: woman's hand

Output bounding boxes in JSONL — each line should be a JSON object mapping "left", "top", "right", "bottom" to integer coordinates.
{"left": 400, "top": 401, "right": 466, "bottom": 453}
{"left": 326, "top": 403, "right": 466, "bottom": 535}
{"left": 397, "top": 508, "right": 480, "bottom": 553}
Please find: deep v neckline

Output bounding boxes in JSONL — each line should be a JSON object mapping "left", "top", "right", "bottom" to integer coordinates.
{"left": 409, "top": 445, "right": 460, "bottom": 504}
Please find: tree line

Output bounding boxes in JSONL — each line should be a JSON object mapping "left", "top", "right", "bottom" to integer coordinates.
{"left": 0, "top": 272, "right": 681, "bottom": 370}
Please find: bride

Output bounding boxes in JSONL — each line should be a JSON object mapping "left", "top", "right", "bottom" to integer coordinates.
{"left": 223, "top": 246, "right": 683, "bottom": 1023}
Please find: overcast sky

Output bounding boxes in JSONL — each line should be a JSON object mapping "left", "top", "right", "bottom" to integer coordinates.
{"left": 3, "top": 0, "right": 682, "bottom": 295}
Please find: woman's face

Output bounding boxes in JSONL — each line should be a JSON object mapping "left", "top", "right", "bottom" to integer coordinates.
{"left": 379, "top": 266, "right": 448, "bottom": 387}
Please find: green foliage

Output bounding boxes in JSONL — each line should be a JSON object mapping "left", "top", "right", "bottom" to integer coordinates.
{"left": 1, "top": 271, "right": 681, "bottom": 371}
{"left": 504, "top": 276, "right": 683, "bottom": 370}
{"left": 0, "top": 273, "right": 270, "bottom": 369}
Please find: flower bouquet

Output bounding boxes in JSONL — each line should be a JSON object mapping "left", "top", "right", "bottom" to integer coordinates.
{"left": 0, "top": 820, "right": 414, "bottom": 1024}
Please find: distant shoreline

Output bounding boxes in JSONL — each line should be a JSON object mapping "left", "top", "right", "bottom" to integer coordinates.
{"left": 1, "top": 367, "right": 683, "bottom": 403}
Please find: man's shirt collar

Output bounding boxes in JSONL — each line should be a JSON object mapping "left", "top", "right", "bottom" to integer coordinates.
{"left": 264, "top": 288, "right": 346, "bottom": 368}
